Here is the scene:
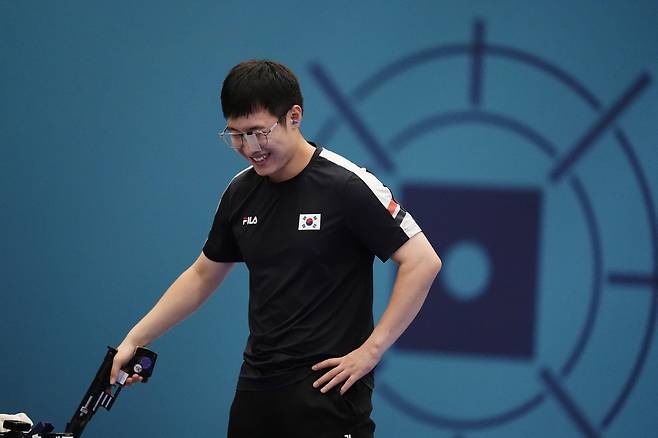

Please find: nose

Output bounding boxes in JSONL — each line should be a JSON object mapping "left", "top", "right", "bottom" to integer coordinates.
{"left": 243, "top": 133, "right": 263, "bottom": 153}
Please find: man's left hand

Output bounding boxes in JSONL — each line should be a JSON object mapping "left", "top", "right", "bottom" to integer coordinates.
{"left": 311, "top": 345, "right": 381, "bottom": 395}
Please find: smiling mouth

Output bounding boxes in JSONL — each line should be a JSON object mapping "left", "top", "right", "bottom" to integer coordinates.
{"left": 250, "top": 152, "right": 270, "bottom": 164}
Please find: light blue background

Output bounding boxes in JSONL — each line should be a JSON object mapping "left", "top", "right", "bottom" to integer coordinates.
{"left": 1, "top": 1, "right": 657, "bottom": 437}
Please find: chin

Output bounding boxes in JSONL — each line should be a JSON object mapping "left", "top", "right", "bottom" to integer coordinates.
{"left": 252, "top": 165, "right": 276, "bottom": 178}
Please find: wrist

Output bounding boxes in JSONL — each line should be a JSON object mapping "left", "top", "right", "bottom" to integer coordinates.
{"left": 120, "top": 332, "right": 144, "bottom": 349}
{"left": 363, "top": 337, "right": 386, "bottom": 360}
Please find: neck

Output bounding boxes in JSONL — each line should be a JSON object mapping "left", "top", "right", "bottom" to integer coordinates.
{"left": 269, "top": 137, "right": 315, "bottom": 183}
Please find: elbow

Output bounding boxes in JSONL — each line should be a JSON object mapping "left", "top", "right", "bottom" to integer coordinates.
{"left": 434, "top": 254, "right": 442, "bottom": 274}
{"left": 419, "top": 250, "right": 441, "bottom": 280}
{"left": 431, "top": 253, "right": 442, "bottom": 277}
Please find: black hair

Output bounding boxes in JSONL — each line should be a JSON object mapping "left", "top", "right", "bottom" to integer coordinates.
{"left": 220, "top": 60, "right": 303, "bottom": 125}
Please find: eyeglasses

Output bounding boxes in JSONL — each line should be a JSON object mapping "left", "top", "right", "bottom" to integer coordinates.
{"left": 218, "top": 121, "right": 279, "bottom": 150}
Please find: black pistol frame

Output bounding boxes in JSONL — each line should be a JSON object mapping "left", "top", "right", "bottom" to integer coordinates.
{"left": 64, "top": 346, "right": 157, "bottom": 438}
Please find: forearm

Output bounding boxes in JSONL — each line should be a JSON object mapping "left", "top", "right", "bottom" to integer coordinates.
{"left": 122, "top": 264, "right": 225, "bottom": 347}
{"left": 364, "top": 246, "right": 441, "bottom": 358}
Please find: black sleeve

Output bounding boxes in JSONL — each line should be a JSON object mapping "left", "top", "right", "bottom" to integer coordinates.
{"left": 342, "top": 172, "right": 421, "bottom": 262}
{"left": 202, "top": 185, "right": 243, "bottom": 262}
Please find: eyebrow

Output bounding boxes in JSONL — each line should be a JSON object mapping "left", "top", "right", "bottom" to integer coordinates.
{"left": 226, "top": 124, "right": 267, "bottom": 132}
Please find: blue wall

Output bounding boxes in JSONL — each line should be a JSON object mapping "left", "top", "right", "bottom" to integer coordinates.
{"left": 1, "top": 1, "right": 657, "bottom": 437}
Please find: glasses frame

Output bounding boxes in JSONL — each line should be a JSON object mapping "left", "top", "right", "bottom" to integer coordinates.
{"left": 218, "top": 121, "right": 279, "bottom": 150}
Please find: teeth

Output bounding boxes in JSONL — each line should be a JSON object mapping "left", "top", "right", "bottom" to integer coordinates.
{"left": 252, "top": 154, "right": 268, "bottom": 163}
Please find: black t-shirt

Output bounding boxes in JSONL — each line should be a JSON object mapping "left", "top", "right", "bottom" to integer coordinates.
{"left": 202, "top": 145, "right": 421, "bottom": 390}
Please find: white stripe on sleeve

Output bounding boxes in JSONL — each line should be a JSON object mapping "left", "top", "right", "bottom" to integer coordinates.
{"left": 320, "top": 148, "right": 421, "bottom": 238}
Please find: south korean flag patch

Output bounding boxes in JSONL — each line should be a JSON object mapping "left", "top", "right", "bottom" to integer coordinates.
{"left": 298, "top": 213, "right": 321, "bottom": 231}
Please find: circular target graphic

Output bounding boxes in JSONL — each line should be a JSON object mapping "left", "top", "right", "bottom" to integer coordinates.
{"left": 310, "top": 19, "right": 655, "bottom": 436}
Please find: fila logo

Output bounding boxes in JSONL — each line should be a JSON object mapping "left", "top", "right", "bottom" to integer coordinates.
{"left": 242, "top": 216, "right": 258, "bottom": 225}
{"left": 298, "top": 213, "right": 321, "bottom": 230}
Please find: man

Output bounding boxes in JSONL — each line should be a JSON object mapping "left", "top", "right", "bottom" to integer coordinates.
{"left": 110, "top": 60, "right": 441, "bottom": 437}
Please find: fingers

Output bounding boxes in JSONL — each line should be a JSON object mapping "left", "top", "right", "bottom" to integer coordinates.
{"left": 313, "top": 366, "right": 344, "bottom": 392}
{"left": 311, "top": 350, "right": 375, "bottom": 394}
{"left": 110, "top": 354, "right": 128, "bottom": 385}
{"left": 124, "top": 374, "right": 144, "bottom": 386}
{"left": 110, "top": 344, "right": 140, "bottom": 386}
{"left": 339, "top": 376, "right": 358, "bottom": 395}
{"left": 311, "top": 357, "right": 341, "bottom": 371}
{"left": 311, "top": 357, "right": 345, "bottom": 393}
{"left": 110, "top": 364, "right": 118, "bottom": 385}
{"left": 313, "top": 369, "right": 350, "bottom": 394}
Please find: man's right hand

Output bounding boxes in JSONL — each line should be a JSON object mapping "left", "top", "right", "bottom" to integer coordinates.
{"left": 110, "top": 342, "right": 144, "bottom": 386}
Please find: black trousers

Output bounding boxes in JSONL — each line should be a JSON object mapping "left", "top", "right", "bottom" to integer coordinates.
{"left": 227, "top": 371, "right": 376, "bottom": 438}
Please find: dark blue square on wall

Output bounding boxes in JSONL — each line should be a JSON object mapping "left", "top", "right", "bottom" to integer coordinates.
{"left": 397, "top": 184, "right": 542, "bottom": 359}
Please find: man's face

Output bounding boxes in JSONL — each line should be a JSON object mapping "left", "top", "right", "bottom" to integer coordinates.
{"left": 225, "top": 109, "right": 297, "bottom": 181}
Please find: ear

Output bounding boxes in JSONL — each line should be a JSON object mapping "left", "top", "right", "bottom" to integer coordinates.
{"left": 289, "top": 104, "right": 303, "bottom": 127}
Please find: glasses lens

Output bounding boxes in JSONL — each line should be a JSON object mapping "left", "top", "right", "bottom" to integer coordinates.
{"left": 220, "top": 130, "right": 243, "bottom": 149}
